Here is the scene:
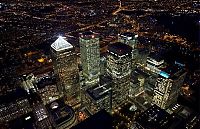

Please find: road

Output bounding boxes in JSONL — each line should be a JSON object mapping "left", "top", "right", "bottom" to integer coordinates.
{"left": 65, "top": 19, "right": 110, "bottom": 35}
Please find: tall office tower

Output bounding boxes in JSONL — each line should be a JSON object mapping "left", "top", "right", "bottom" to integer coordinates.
{"left": 107, "top": 42, "right": 132, "bottom": 109}
{"left": 119, "top": 32, "right": 138, "bottom": 68}
{"left": 51, "top": 36, "right": 80, "bottom": 106}
{"left": 83, "top": 84, "right": 111, "bottom": 115}
{"left": 152, "top": 65, "right": 187, "bottom": 109}
{"left": 82, "top": 76, "right": 112, "bottom": 115}
{"left": 119, "top": 32, "right": 138, "bottom": 49}
{"left": 146, "top": 52, "right": 165, "bottom": 74}
{"left": 79, "top": 31, "right": 100, "bottom": 88}
{"left": 129, "top": 72, "right": 145, "bottom": 98}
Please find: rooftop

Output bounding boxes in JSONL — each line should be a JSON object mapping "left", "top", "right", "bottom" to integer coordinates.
{"left": 51, "top": 36, "right": 73, "bottom": 52}
{"left": 148, "top": 52, "right": 164, "bottom": 62}
{"left": 46, "top": 98, "right": 75, "bottom": 126}
{"left": 120, "top": 32, "right": 138, "bottom": 38}
{"left": 79, "top": 31, "right": 99, "bottom": 39}
{"left": 159, "top": 64, "right": 185, "bottom": 79}
{"left": 81, "top": 31, "right": 94, "bottom": 36}
{"left": 108, "top": 42, "right": 132, "bottom": 56}
{"left": 86, "top": 83, "right": 111, "bottom": 101}
{"left": 135, "top": 105, "right": 170, "bottom": 129}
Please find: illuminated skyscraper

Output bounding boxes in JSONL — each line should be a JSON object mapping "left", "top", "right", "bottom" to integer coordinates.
{"left": 83, "top": 84, "right": 111, "bottom": 115}
{"left": 119, "top": 32, "right": 138, "bottom": 49}
{"left": 129, "top": 73, "right": 145, "bottom": 98}
{"left": 152, "top": 65, "right": 187, "bottom": 109}
{"left": 51, "top": 36, "right": 80, "bottom": 106}
{"left": 146, "top": 52, "right": 165, "bottom": 74}
{"left": 119, "top": 32, "right": 138, "bottom": 68}
{"left": 107, "top": 42, "right": 132, "bottom": 109}
{"left": 79, "top": 31, "right": 100, "bottom": 87}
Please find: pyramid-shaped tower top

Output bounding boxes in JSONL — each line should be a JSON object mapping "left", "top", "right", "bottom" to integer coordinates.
{"left": 51, "top": 36, "right": 73, "bottom": 51}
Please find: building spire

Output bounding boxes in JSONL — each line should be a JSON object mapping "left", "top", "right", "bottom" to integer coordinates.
{"left": 51, "top": 36, "right": 73, "bottom": 51}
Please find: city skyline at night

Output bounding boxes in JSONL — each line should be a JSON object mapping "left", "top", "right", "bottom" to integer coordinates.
{"left": 0, "top": 0, "right": 199, "bottom": 129}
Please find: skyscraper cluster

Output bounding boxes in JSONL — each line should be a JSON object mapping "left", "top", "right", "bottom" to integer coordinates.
{"left": 51, "top": 36, "right": 80, "bottom": 106}
{"left": 50, "top": 31, "right": 137, "bottom": 113}
{"left": 50, "top": 30, "right": 187, "bottom": 115}
{"left": 0, "top": 30, "right": 189, "bottom": 129}
{"left": 79, "top": 32, "right": 100, "bottom": 88}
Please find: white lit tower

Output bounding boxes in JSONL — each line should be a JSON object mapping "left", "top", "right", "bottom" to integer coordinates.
{"left": 51, "top": 36, "right": 80, "bottom": 106}
{"left": 107, "top": 42, "right": 132, "bottom": 110}
{"left": 152, "top": 65, "right": 187, "bottom": 109}
{"left": 79, "top": 31, "right": 100, "bottom": 88}
{"left": 119, "top": 32, "right": 138, "bottom": 68}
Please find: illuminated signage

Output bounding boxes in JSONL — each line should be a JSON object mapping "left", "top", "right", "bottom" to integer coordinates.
{"left": 159, "top": 71, "right": 169, "bottom": 78}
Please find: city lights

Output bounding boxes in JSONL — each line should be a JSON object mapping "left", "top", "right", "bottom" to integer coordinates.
{"left": 0, "top": 0, "right": 199, "bottom": 129}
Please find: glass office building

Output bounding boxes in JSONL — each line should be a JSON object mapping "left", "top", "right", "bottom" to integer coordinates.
{"left": 51, "top": 36, "right": 80, "bottom": 106}
{"left": 79, "top": 31, "right": 100, "bottom": 88}
{"left": 107, "top": 42, "right": 132, "bottom": 109}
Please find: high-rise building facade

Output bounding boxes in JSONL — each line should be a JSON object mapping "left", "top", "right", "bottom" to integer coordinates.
{"left": 107, "top": 42, "right": 132, "bottom": 109}
{"left": 79, "top": 31, "right": 100, "bottom": 87}
{"left": 129, "top": 73, "right": 145, "bottom": 98}
{"left": 119, "top": 32, "right": 138, "bottom": 49}
{"left": 119, "top": 32, "right": 138, "bottom": 68}
{"left": 51, "top": 36, "right": 80, "bottom": 106}
{"left": 82, "top": 76, "right": 112, "bottom": 115}
{"left": 152, "top": 65, "right": 187, "bottom": 109}
{"left": 146, "top": 52, "right": 165, "bottom": 74}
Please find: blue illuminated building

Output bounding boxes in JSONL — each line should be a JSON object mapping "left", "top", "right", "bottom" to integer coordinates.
{"left": 153, "top": 64, "right": 187, "bottom": 109}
